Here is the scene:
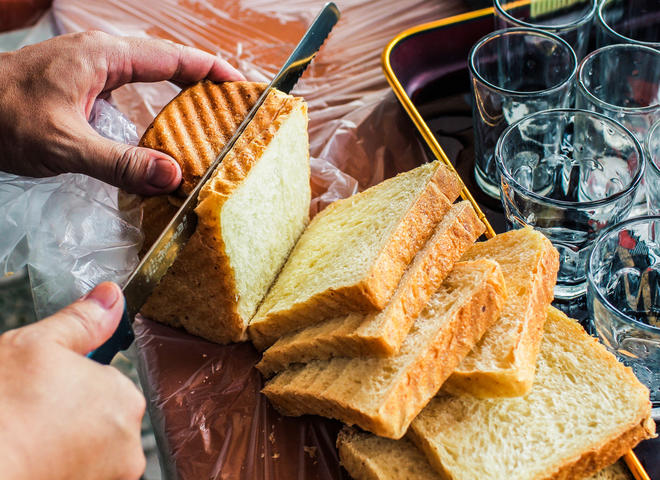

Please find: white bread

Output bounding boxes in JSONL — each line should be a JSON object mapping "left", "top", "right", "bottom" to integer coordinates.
{"left": 140, "top": 81, "right": 311, "bottom": 344}
{"left": 256, "top": 201, "right": 485, "bottom": 376}
{"left": 442, "top": 227, "right": 559, "bottom": 397}
{"left": 408, "top": 307, "right": 656, "bottom": 480}
{"left": 249, "top": 161, "right": 463, "bottom": 350}
{"left": 262, "top": 259, "right": 506, "bottom": 439}
{"left": 336, "top": 427, "right": 636, "bottom": 480}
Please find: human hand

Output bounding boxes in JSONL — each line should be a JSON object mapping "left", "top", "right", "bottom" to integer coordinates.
{"left": 0, "top": 31, "right": 244, "bottom": 195}
{"left": 0, "top": 282, "right": 146, "bottom": 480}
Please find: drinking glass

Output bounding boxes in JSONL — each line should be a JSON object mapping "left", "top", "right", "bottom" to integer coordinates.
{"left": 470, "top": 28, "right": 577, "bottom": 199}
{"left": 496, "top": 109, "right": 644, "bottom": 300}
{"left": 597, "top": 0, "right": 660, "bottom": 49}
{"left": 587, "top": 216, "right": 660, "bottom": 416}
{"left": 494, "top": 0, "right": 596, "bottom": 59}
{"left": 576, "top": 44, "right": 660, "bottom": 215}
{"left": 647, "top": 121, "right": 660, "bottom": 215}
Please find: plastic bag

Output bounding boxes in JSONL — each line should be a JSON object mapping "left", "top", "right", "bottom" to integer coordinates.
{"left": 0, "top": 99, "right": 143, "bottom": 318}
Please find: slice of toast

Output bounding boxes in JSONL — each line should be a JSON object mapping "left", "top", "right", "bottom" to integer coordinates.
{"left": 140, "top": 81, "right": 268, "bottom": 196}
{"left": 442, "top": 227, "right": 559, "bottom": 397}
{"left": 249, "top": 161, "right": 463, "bottom": 350}
{"left": 140, "top": 81, "right": 311, "bottom": 344}
{"left": 336, "top": 427, "right": 637, "bottom": 480}
{"left": 256, "top": 202, "right": 485, "bottom": 376}
{"left": 262, "top": 260, "right": 506, "bottom": 439}
{"left": 407, "top": 307, "right": 656, "bottom": 480}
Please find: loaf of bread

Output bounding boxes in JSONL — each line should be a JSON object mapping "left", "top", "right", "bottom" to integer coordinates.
{"left": 442, "top": 227, "right": 559, "bottom": 397}
{"left": 249, "top": 161, "right": 463, "bottom": 350}
{"left": 262, "top": 259, "right": 506, "bottom": 439}
{"left": 139, "top": 81, "right": 311, "bottom": 343}
{"left": 256, "top": 201, "right": 485, "bottom": 376}
{"left": 408, "top": 307, "right": 656, "bottom": 480}
{"left": 336, "top": 427, "right": 636, "bottom": 480}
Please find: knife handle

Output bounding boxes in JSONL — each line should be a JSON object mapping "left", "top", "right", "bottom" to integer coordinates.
{"left": 88, "top": 299, "right": 135, "bottom": 364}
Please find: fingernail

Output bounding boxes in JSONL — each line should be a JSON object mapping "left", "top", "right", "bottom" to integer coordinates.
{"left": 147, "top": 157, "right": 178, "bottom": 189}
{"left": 86, "top": 283, "right": 121, "bottom": 310}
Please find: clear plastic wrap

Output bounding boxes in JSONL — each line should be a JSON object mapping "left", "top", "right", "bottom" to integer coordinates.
{"left": 47, "top": 0, "right": 467, "bottom": 478}
{"left": 0, "top": 99, "right": 142, "bottom": 318}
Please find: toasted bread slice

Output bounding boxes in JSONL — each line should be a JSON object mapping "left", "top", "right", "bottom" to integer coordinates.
{"left": 140, "top": 81, "right": 310, "bottom": 344}
{"left": 249, "top": 161, "right": 463, "bottom": 350}
{"left": 337, "top": 426, "right": 637, "bottom": 480}
{"left": 256, "top": 202, "right": 485, "bottom": 376}
{"left": 408, "top": 307, "right": 656, "bottom": 480}
{"left": 140, "top": 81, "right": 268, "bottom": 195}
{"left": 262, "top": 260, "right": 506, "bottom": 439}
{"left": 442, "top": 227, "right": 559, "bottom": 397}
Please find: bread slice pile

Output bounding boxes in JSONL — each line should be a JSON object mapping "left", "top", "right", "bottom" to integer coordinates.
{"left": 138, "top": 82, "right": 654, "bottom": 479}
{"left": 337, "top": 308, "right": 656, "bottom": 480}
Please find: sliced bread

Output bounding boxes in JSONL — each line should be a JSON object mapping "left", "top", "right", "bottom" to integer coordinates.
{"left": 140, "top": 81, "right": 311, "bottom": 343}
{"left": 256, "top": 201, "right": 485, "bottom": 376}
{"left": 336, "top": 427, "right": 636, "bottom": 480}
{"left": 262, "top": 259, "right": 506, "bottom": 439}
{"left": 249, "top": 161, "right": 463, "bottom": 350}
{"left": 408, "top": 307, "right": 656, "bottom": 480}
{"left": 442, "top": 227, "right": 559, "bottom": 397}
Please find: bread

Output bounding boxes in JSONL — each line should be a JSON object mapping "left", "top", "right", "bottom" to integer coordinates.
{"left": 408, "top": 307, "right": 656, "bottom": 480}
{"left": 262, "top": 259, "right": 506, "bottom": 439}
{"left": 336, "top": 427, "right": 635, "bottom": 480}
{"left": 256, "top": 201, "right": 485, "bottom": 376}
{"left": 140, "top": 81, "right": 268, "bottom": 196}
{"left": 140, "top": 81, "right": 311, "bottom": 344}
{"left": 442, "top": 227, "right": 559, "bottom": 397}
{"left": 249, "top": 161, "right": 463, "bottom": 350}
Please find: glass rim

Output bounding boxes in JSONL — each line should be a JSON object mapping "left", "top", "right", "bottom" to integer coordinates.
{"left": 468, "top": 28, "right": 577, "bottom": 98}
{"left": 597, "top": 0, "right": 660, "bottom": 48}
{"left": 495, "top": 108, "right": 645, "bottom": 208}
{"left": 577, "top": 44, "right": 660, "bottom": 114}
{"left": 647, "top": 120, "right": 660, "bottom": 176}
{"left": 495, "top": 0, "right": 597, "bottom": 31}
{"left": 587, "top": 215, "right": 660, "bottom": 334}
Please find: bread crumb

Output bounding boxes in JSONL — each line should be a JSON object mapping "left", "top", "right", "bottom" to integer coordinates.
{"left": 268, "top": 432, "right": 275, "bottom": 444}
{"left": 272, "top": 452, "right": 280, "bottom": 459}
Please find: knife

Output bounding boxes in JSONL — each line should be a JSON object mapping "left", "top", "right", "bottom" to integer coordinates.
{"left": 89, "top": 2, "right": 341, "bottom": 364}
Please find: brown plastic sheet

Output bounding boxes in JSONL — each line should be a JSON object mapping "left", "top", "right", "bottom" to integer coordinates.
{"left": 52, "top": 0, "right": 467, "bottom": 478}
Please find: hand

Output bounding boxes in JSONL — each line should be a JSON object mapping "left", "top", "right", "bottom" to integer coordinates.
{"left": 0, "top": 31, "right": 244, "bottom": 195}
{"left": 0, "top": 282, "right": 146, "bottom": 480}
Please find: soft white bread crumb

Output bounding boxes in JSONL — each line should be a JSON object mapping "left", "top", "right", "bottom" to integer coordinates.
{"left": 443, "top": 227, "right": 559, "bottom": 397}
{"left": 249, "top": 161, "right": 462, "bottom": 349}
{"left": 262, "top": 259, "right": 506, "bottom": 439}
{"left": 409, "top": 307, "right": 656, "bottom": 480}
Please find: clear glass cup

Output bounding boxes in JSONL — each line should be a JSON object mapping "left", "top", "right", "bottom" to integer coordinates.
{"left": 496, "top": 109, "right": 645, "bottom": 300}
{"left": 647, "top": 121, "right": 660, "bottom": 215}
{"left": 576, "top": 44, "right": 660, "bottom": 215}
{"left": 470, "top": 28, "right": 577, "bottom": 199}
{"left": 597, "top": 0, "right": 660, "bottom": 49}
{"left": 494, "top": 0, "right": 596, "bottom": 59}
{"left": 587, "top": 215, "right": 660, "bottom": 416}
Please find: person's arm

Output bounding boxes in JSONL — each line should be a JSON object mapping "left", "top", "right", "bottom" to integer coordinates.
{"left": 0, "top": 282, "right": 147, "bottom": 480}
{"left": 0, "top": 31, "right": 244, "bottom": 195}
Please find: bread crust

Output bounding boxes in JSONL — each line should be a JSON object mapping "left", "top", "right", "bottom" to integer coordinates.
{"left": 442, "top": 231, "right": 559, "bottom": 398}
{"left": 249, "top": 162, "right": 462, "bottom": 350}
{"left": 256, "top": 202, "right": 485, "bottom": 376}
{"left": 140, "top": 82, "right": 309, "bottom": 344}
{"left": 262, "top": 260, "right": 506, "bottom": 439}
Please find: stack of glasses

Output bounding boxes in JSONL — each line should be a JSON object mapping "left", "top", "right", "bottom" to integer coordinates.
{"left": 469, "top": 0, "right": 659, "bottom": 416}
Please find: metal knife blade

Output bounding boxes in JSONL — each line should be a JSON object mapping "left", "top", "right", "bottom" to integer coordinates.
{"left": 89, "top": 2, "right": 340, "bottom": 364}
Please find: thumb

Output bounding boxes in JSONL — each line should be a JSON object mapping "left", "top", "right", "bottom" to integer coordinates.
{"left": 80, "top": 130, "right": 182, "bottom": 195}
{"left": 29, "top": 282, "right": 124, "bottom": 355}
